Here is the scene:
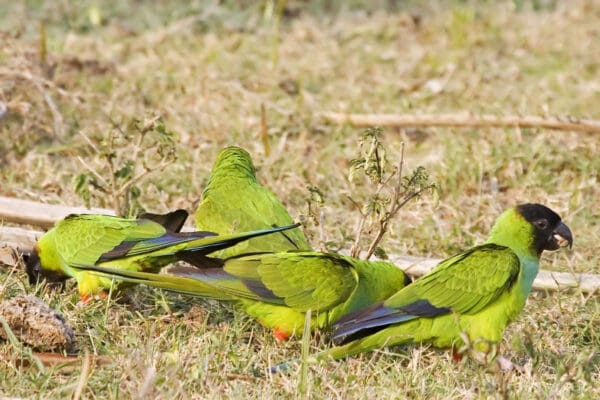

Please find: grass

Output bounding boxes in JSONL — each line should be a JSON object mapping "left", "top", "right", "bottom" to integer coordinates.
{"left": 1, "top": 0, "right": 599, "bottom": 398}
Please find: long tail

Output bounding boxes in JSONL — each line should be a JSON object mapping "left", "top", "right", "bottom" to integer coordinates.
{"left": 183, "top": 223, "right": 301, "bottom": 254}
{"left": 71, "top": 264, "right": 234, "bottom": 300}
{"left": 73, "top": 224, "right": 301, "bottom": 300}
{"left": 102, "top": 223, "right": 301, "bottom": 261}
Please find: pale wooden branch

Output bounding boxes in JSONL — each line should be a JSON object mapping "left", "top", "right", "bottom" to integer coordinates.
{"left": 0, "top": 196, "right": 114, "bottom": 229}
{"left": 0, "top": 100, "right": 7, "bottom": 119}
{"left": 0, "top": 226, "right": 42, "bottom": 250}
{"left": 320, "top": 112, "right": 600, "bottom": 133}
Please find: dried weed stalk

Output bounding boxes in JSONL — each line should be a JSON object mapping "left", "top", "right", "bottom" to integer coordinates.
{"left": 348, "top": 127, "right": 437, "bottom": 259}
{"left": 74, "top": 115, "right": 177, "bottom": 216}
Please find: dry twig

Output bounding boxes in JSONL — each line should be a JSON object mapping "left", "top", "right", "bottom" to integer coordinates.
{"left": 321, "top": 112, "right": 600, "bottom": 133}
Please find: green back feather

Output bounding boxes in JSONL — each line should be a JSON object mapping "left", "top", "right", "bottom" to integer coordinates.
{"left": 385, "top": 244, "right": 520, "bottom": 314}
{"left": 195, "top": 146, "right": 311, "bottom": 257}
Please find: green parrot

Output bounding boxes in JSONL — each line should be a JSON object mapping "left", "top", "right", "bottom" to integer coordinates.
{"left": 195, "top": 146, "right": 311, "bottom": 258}
{"left": 313, "top": 203, "right": 573, "bottom": 362}
{"left": 25, "top": 210, "right": 299, "bottom": 302}
{"left": 69, "top": 250, "right": 411, "bottom": 340}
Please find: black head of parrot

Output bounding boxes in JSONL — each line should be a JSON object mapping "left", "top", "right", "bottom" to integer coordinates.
{"left": 516, "top": 203, "right": 573, "bottom": 255}
{"left": 23, "top": 249, "right": 42, "bottom": 285}
{"left": 23, "top": 248, "right": 68, "bottom": 287}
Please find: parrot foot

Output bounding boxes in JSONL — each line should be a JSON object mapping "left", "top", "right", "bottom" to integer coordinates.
{"left": 78, "top": 291, "right": 108, "bottom": 305}
{"left": 451, "top": 349, "right": 464, "bottom": 363}
{"left": 79, "top": 294, "right": 92, "bottom": 304}
{"left": 273, "top": 328, "right": 291, "bottom": 341}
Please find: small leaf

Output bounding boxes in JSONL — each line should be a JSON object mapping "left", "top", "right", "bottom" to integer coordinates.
{"left": 362, "top": 194, "right": 389, "bottom": 217}
{"left": 129, "top": 185, "right": 141, "bottom": 199}
{"left": 115, "top": 161, "right": 134, "bottom": 180}
{"left": 73, "top": 173, "right": 91, "bottom": 208}
{"left": 348, "top": 158, "right": 365, "bottom": 183}
{"left": 373, "top": 247, "right": 388, "bottom": 260}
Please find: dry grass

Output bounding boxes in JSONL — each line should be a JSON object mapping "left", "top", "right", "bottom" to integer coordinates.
{"left": 1, "top": 1, "right": 599, "bottom": 398}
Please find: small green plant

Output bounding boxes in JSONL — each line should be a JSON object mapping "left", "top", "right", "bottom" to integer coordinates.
{"left": 348, "top": 127, "right": 438, "bottom": 259}
{"left": 74, "top": 114, "right": 177, "bottom": 216}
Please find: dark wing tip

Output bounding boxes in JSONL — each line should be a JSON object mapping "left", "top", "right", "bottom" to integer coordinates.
{"left": 176, "top": 252, "right": 225, "bottom": 269}
{"left": 332, "top": 299, "right": 450, "bottom": 345}
{"left": 139, "top": 209, "right": 189, "bottom": 232}
{"left": 331, "top": 302, "right": 390, "bottom": 344}
{"left": 403, "top": 272, "right": 413, "bottom": 287}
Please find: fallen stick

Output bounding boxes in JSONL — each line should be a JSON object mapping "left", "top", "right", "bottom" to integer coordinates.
{"left": 13, "top": 352, "right": 112, "bottom": 373}
{"left": 320, "top": 112, "right": 600, "bottom": 134}
{"left": 0, "top": 196, "right": 114, "bottom": 229}
{"left": 0, "top": 226, "right": 42, "bottom": 250}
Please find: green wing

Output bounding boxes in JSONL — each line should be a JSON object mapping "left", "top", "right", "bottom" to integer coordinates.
{"left": 389, "top": 244, "right": 520, "bottom": 313}
{"left": 54, "top": 214, "right": 167, "bottom": 266}
{"left": 52, "top": 212, "right": 298, "bottom": 267}
{"left": 165, "top": 251, "right": 358, "bottom": 312}
{"left": 195, "top": 146, "right": 311, "bottom": 256}
{"left": 332, "top": 244, "right": 521, "bottom": 343}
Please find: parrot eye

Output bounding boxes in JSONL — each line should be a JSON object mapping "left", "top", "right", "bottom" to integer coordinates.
{"left": 534, "top": 219, "right": 549, "bottom": 230}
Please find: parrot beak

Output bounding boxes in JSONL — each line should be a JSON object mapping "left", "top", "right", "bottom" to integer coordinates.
{"left": 544, "top": 222, "right": 573, "bottom": 251}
